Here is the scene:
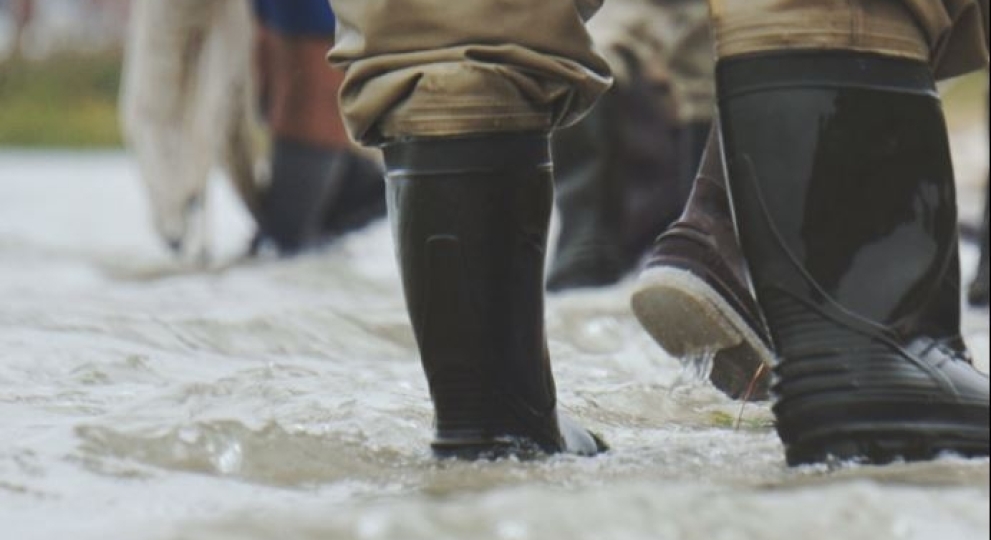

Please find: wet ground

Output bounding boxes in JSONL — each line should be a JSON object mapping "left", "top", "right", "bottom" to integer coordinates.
{"left": 0, "top": 142, "right": 987, "bottom": 540}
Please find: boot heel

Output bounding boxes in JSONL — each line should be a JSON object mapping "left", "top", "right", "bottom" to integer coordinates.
{"left": 632, "top": 266, "right": 774, "bottom": 399}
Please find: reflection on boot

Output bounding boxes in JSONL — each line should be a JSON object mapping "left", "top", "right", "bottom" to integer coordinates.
{"left": 719, "top": 52, "right": 989, "bottom": 466}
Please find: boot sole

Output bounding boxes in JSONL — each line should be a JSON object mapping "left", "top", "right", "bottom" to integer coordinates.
{"left": 631, "top": 267, "right": 775, "bottom": 400}
{"left": 431, "top": 418, "right": 608, "bottom": 460}
{"left": 431, "top": 434, "right": 607, "bottom": 460}
{"left": 778, "top": 399, "right": 990, "bottom": 466}
{"left": 432, "top": 437, "right": 549, "bottom": 461}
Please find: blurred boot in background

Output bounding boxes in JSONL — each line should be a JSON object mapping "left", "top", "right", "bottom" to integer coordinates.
{"left": 547, "top": 0, "right": 713, "bottom": 291}
{"left": 547, "top": 85, "right": 628, "bottom": 290}
{"left": 251, "top": 0, "right": 384, "bottom": 256}
{"left": 548, "top": 68, "right": 680, "bottom": 290}
{"left": 968, "top": 89, "right": 989, "bottom": 306}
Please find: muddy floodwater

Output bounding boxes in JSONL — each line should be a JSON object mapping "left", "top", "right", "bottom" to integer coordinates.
{"left": 0, "top": 149, "right": 988, "bottom": 540}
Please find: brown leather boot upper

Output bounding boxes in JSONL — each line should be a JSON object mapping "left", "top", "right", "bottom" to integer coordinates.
{"left": 643, "top": 135, "right": 770, "bottom": 348}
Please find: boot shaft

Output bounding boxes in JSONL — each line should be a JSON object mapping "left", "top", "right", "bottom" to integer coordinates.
{"left": 717, "top": 52, "right": 962, "bottom": 352}
{"left": 716, "top": 52, "right": 988, "bottom": 465}
{"left": 382, "top": 133, "right": 564, "bottom": 454}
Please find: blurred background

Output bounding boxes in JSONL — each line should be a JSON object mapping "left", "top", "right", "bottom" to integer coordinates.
{"left": 0, "top": 0, "right": 985, "bottom": 242}
{"left": 0, "top": 0, "right": 128, "bottom": 148}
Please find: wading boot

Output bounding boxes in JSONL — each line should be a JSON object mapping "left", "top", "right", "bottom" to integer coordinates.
{"left": 383, "top": 132, "right": 608, "bottom": 459}
{"left": 547, "top": 71, "right": 686, "bottom": 292}
{"left": 253, "top": 138, "right": 384, "bottom": 255}
{"left": 632, "top": 126, "right": 773, "bottom": 401}
{"left": 718, "top": 51, "right": 990, "bottom": 465}
{"left": 320, "top": 150, "right": 386, "bottom": 238}
{"left": 546, "top": 88, "right": 627, "bottom": 291}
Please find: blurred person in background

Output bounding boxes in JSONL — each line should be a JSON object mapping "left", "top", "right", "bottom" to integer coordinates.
{"left": 4, "top": 0, "right": 33, "bottom": 58}
{"left": 250, "top": 0, "right": 385, "bottom": 256}
{"left": 122, "top": 0, "right": 385, "bottom": 261}
{"left": 121, "top": 0, "right": 263, "bottom": 261}
{"left": 547, "top": 0, "right": 713, "bottom": 293}
{"left": 548, "top": 0, "right": 772, "bottom": 401}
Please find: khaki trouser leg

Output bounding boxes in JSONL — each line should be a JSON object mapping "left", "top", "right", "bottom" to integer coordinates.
{"left": 708, "top": 0, "right": 989, "bottom": 79}
{"left": 326, "top": 0, "right": 612, "bottom": 144}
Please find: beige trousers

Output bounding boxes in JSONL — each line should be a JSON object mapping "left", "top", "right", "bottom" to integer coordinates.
{"left": 327, "top": 0, "right": 989, "bottom": 144}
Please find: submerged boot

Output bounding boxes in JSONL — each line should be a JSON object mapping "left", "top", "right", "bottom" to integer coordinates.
{"left": 547, "top": 73, "right": 687, "bottom": 292}
{"left": 632, "top": 126, "right": 773, "bottom": 401}
{"left": 718, "top": 51, "right": 990, "bottom": 465}
{"left": 383, "top": 132, "right": 607, "bottom": 459}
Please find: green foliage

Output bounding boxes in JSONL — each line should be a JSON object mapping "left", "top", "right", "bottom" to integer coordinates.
{"left": 0, "top": 52, "right": 124, "bottom": 148}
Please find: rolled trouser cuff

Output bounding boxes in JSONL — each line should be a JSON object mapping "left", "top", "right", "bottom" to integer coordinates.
{"left": 333, "top": 46, "right": 611, "bottom": 144}
{"left": 328, "top": 0, "right": 612, "bottom": 145}
{"left": 709, "top": 0, "right": 929, "bottom": 64}
{"left": 709, "top": 0, "right": 989, "bottom": 79}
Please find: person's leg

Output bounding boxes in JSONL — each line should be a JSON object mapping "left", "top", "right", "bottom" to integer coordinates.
{"left": 546, "top": 85, "right": 630, "bottom": 291}
{"left": 709, "top": 0, "right": 990, "bottom": 465}
{"left": 603, "top": 0, "right": 771, "bottom": 404}
{"left": 326, "top": 0, "right": 611, "bottom": 458}
{"left": 547, "top": 0, "right": 713, "bottom": 292}
{"left": 252, "top": 0, "right": 384, "bottom": 255}
{"left": 632, "top": 125, "right": 773, "bottom": 400}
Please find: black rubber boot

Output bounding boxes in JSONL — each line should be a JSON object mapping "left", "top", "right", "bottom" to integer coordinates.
{"left": 547, "top": 74, "right": 688, "bottom": 292}
{"left": 546, "top": 88, "right": 627, "bottom": 291}
{"left": 254, "top": 138, "right": 384, "bottom": 256}
{"left": 717, "top": 52, "right": 990, "bottom": 466}
{"left": 383, "top": 132, "right": 607, "bottom": 459}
